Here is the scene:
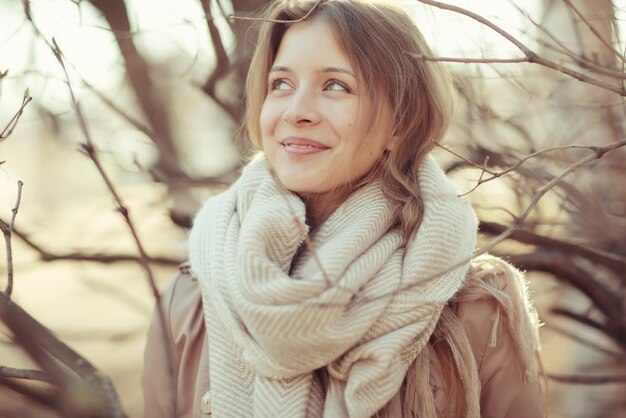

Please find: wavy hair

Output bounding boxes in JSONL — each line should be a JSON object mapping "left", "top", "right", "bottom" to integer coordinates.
{"left": 244, "top": 0, "right": 454, "bottom": 242}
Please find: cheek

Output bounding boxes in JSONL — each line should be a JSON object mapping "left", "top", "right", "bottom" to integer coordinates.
{"left": 259, "top": 103, "right": 279, "bottom": 148}
{"left": 258, "top": 102, "right": 281, "bottom": 154}
{"left": 259, "top": 104, "right": 272, "bottom": 135}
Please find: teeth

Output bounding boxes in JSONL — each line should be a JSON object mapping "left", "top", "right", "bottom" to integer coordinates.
{"left": 285, "top": 144, "right": 317, "bottom": 149}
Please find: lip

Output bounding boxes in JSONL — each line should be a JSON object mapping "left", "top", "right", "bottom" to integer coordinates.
{"left": 279, "top": 136, "right": 331, "bottom": 155}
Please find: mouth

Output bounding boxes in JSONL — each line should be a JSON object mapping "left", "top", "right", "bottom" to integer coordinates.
{"left": 279, "top": 137, "right": 331, "bottom": 155}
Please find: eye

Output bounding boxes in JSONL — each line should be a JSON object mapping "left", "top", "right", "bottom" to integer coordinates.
{"left": 324, "top": 79, "right": 351, "bottom": 93}
{"left": 269, "top": 78, "right": 291, "bottom": 91}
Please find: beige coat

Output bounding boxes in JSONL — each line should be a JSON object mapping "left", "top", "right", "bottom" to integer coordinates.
{"left": 143, "top": 260, "right": 544, "bottom": 418}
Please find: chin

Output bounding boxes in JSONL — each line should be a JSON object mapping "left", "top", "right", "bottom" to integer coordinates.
{"left": 276, "top": 172, "right": 333, "bottom": 194}
{"left": 280, "top": 178, "right": 329, "bottom": 194}
{"left": 272, "top": 165, "right": 332, "bottom": 194}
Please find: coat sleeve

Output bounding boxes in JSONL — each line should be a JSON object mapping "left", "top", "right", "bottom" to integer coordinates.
{"left": 478, "top": 324, "right": 544, "bottom": 418}
{"left": 142, "top": 271, "right": 208, "bottom": 418}
{"left": 457, "top": 297, "right": 544, "bottom": 418}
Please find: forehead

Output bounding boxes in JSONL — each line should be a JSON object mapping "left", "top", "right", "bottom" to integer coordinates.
{"left": 272, "top": 20, "right": 353, "bottom": 71}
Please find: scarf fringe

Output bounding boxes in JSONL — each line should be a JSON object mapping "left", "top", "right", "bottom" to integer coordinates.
{"left": 401, "top": 254, "right": 542, "bottom": 417}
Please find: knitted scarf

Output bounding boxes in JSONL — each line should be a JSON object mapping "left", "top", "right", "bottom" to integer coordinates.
{"left": 188, "top": 154, "right": 477, "bottom": 418}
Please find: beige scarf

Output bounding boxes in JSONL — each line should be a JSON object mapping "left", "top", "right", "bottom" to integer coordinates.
{"left": 189, "top": 154, "right": 477, "bottom": 418}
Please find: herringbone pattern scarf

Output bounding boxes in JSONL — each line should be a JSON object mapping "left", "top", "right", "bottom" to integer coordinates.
{"left": 189, "top": 155, "right": 477, "bottom": 418}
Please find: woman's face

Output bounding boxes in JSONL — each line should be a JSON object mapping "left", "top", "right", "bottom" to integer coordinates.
{"left": 260, "top": 19, "right": 394, "bottom": 194}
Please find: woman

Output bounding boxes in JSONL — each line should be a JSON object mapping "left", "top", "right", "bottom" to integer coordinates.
{"left": 143, "top": 1, "right": 544, "bottom": 417}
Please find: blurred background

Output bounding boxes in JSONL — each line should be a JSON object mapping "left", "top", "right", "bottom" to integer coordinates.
{"left": 0, "top": 0, "right": 625, "bottom": 416}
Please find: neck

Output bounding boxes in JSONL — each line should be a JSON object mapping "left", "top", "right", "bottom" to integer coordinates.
{"left": 301, "top": 186, "right": 352, "bottom": 231}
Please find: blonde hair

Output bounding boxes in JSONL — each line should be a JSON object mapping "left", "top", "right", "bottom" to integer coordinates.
{"left": 244, "top": 0, "right": 454, "bottom": 241}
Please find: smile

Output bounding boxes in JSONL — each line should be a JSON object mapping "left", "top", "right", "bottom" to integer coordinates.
{"left": 280, "top": 137, "right": 330, "bottom": 155}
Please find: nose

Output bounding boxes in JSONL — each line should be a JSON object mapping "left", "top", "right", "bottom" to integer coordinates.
{"left": 282, "top": 89, "right": 321, "bottom": 127}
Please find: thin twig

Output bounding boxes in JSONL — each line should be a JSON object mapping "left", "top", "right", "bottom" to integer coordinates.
{"left": 227, "top": 0, "right": 323, "bottom": 23}
{"left": 0, "top": 366, "right": 52, "bottom": 383}
{"left": 0, "top": 220, "right": 13, "bottom": 296}
{"left": 0, "top": 93, "right": 32, "bottom": 142}
{"left": 434, "top": 141, "right": 497, "bottom": 174}
{"left": 10, "top": 181, "right": 23, "bottom": 231}
{"left": 411, "top": 54, "right": 529, "bottom": 64}
{"left": 548, "top": 373, "right": 626, "bottom": 384}
{"left": 51, "top": 38, "right": 175, "bottom": 418}
{"left": 51, "top": 39, "right": 159, "bottom": 294}
{"left": 1, "top": 181, "right": 23, "bottom": 298}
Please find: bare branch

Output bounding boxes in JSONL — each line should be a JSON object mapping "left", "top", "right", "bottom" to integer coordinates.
{"left": 0, "top": 93, "right": 32, "bottom": 142}
{"left": 438, "top": 139, "right": 626, "bottom": 196}
{"left": 480, "top": 221, "right": 626, "bottom": 273}
{"left": 506, "top": 251, "right": 623, "bottom": 343}
{"left": 228, "top": 0, "right": 323, "bottom": 23}
{"left": 12, "top": 225, "right": 181, "bottom": 265}
{"left": 411, "top": 54, "right": 529, "bottom": 64}
{"left": 416, "top": 0, "right": 626, "bottom": 96}
{"left": 0, "top": 220, "right": 13, "bottom": 295}
{"left": 51, "top": 37, "right": 176, "bottom": 418}
{"left": 542, "top": 322, "right": 624, "bottom": 359}
{"left": 434, "top": 141, "right": 497, "bottom": 174}
{"left": 548, "top": 373, "right": 626, "bottom": 384}
{"left": 51, "top": 38, "right": 158, "bottom": 283}
{"left": 551, "top": 307, "right": 624, "bottom": 348}
{"left": 200, "top": 0, "right": 241, "bottom": 121}
{"left": 0, "top": 291, "right": 127, "bottom": 417}
{"left": 0, "top": 366, "right": 52, "bottom": 383}
{"left": 0, "top": 375, "right": 58, "bottom": 411}
{"left": 1, "top": 181, "right": 24, "bottom": 298}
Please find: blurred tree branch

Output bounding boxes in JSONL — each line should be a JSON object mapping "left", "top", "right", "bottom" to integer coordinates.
{"left": 480, "top": 221, "right": 626, "bottom": 272}
{"left": 562, "top": 0, "right": 624, "bottom": 64}
{"left": 86, "top": 0, "right": 187, "bottom": 181}
{"left": 417, "top": 0, "right": 626, "bottom": 95}
{"left": 506, "top": 251, "right": 625, "bottom": 348}
{"left": 11, "top": 225, "right": 180, "bottom": 266}
{"left": 0, "top": 366, "right": 52, "bottom": 383}
{"left": 548, "top": 373, "right": 626, "bottom": 384}
{"left": 200, "top": 0, "right": 241, "bottom": 120}
{"left": 0, "top": 291, "right": 127, "bottom": 418}
{"left": 2, "top": 1, "right": 626, "bottom": 416}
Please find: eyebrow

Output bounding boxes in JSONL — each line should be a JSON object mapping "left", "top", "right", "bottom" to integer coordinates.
{"left": 269, "top": 66, "right": 356, "bottom": 77}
